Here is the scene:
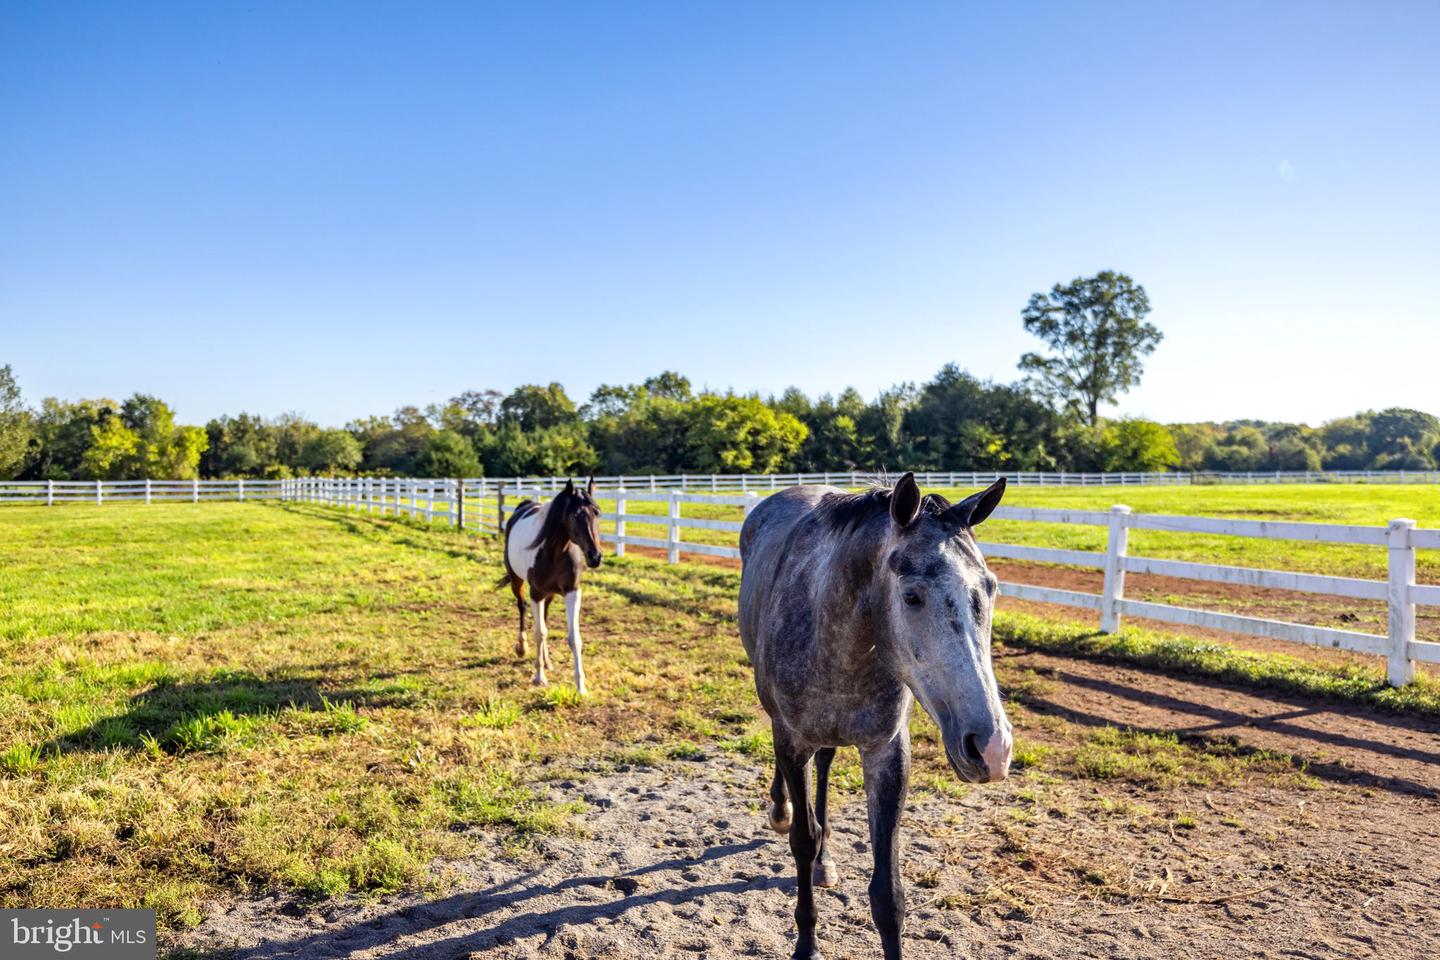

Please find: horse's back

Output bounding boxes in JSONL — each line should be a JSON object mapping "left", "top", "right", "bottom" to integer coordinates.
{"left": 738, "top": 484, "right": 841, "bottom": 659}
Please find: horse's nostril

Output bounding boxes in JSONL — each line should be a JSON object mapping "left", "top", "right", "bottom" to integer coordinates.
{"left": 962, "top": 732, "right": 984, "bottom": 767}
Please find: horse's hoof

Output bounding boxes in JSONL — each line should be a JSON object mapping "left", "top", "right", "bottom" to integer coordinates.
{"left": 532, "top": 675, "right": 547, "bottom": 686}
{"left": 768, "top": 801, "right": 793, "bottom": 834}
{"left": 790, "top": 948, "right": 822, "bottom": 960}
{"left": 812, "top": 859, "right": 838, "bottom": 888}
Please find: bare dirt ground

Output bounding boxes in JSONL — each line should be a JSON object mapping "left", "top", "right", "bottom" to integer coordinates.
{"left": 178, "top": 649, "right": 1440, "bottom": 960}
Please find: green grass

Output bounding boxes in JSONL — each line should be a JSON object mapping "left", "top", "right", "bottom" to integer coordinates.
{"left": 0, "top": 495, "right": 1426, "bottom": 932}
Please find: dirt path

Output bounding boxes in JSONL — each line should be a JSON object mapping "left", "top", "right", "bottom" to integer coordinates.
{"left": 179, "top": 653, "right": 1440, "bottom": 960}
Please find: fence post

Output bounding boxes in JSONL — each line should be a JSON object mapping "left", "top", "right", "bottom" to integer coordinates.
{"left": 614, "top": 487, "right": 627, "bottom": 558}
{"left": 1099, "top": 505, "right": 1131, "bottom": 633}
{"left": 237, "top": 478, "right": 245, "bottom": 502}
{"left": 496, "top": 484, "right": 506, "bottom": 535}
{"left": 95, "top": 480, "right": 102, "bottom": 505}
{"left": 743, "top": 491, "right": 758, "bottom": 520}
{"left": 667, "top": 492, "right": 681, "bottom": 564}
{"left": 1388, "top": 519, "right": 1417, "bottom": 687}
{"left": 45, "top": 479, "right": 54, "bottom": 506}
{"left": 456, "top": 479, "right": 465, "bottom": 528}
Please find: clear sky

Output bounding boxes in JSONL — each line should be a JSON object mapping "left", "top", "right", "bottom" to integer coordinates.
{"left": 2, "top": 2, "right": 1437, "bottom": 427}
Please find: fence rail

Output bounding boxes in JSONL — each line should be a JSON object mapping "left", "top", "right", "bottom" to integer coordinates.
{"left": 5, "top": 474, "right": 1438, "bottom": 687}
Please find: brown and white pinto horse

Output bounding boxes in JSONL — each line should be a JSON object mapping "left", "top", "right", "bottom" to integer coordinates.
{"left": 497, "top": 478, "right": 604, "bottom": 693}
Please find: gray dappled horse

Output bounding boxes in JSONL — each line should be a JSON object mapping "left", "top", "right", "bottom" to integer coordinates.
{"left": 738, "top": 473, "right": 1012, "bottom": 960}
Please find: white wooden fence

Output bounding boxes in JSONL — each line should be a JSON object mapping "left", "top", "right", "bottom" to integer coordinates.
{"left": 4, "top": 474, "right": 1436, "bottom": 687}
{"left": 468, "top": 469, "right": 1440, "bottom": 490}
{"left": 3, "top": 468, "right": 1438, "bottom": 508}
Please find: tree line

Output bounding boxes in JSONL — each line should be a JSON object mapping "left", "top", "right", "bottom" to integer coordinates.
{"left": 3, "top": 272, "right": 1436, "bottom": 481}
{"left": 2, "top": 362, "right": 1436, "bottom": 481}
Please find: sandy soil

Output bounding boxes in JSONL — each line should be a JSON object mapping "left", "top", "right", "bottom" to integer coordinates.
{"left": 178, "top": 651, "right": 1440, "bottom": 960}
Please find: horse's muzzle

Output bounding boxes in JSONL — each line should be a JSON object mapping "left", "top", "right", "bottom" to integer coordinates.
{"left": 586, "top": 552, "right": 603, "bottom": 569}
{"left": 944, "top": 726, "right": 1012, "bottom": 784}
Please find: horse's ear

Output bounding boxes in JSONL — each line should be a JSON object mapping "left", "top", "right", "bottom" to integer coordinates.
{"left": 947, "top": 477, "right": 1006, "bottom": 528}
{"left": 586, "top": 476, "right": 595, "bottom": 497}
{"left": 890, "top": 472, "right": 922, "bottom": 527}
{"left": 564, "top": 478, "right": 575, "bottom": 495}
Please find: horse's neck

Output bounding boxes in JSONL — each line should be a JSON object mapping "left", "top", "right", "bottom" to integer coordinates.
{"left": 538, "top": 500, "right": 572, "bottom": 559}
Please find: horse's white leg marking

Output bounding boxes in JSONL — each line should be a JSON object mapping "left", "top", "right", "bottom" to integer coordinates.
{"left": 540, "top": 599, "right": 553, "bottom": 670}
{"left": 564, "top": 589, "right": 586, "bottom": 695}
{"left": 531, "top": 598, "right": 548, "bottom": 686}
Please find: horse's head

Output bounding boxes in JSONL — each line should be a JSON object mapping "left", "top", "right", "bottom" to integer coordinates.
{"left": 562, "top": 477, "right": 604, "bottom": 568}
{"left": 876, "top": 473, "right": 1010, "bottom": 783}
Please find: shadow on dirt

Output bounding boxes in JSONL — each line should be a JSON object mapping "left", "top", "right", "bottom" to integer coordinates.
{"left": 1015, "top": 658, "right": 1440, "bottom": 797}
{"left": 181, "top": 839, "right": 779, "bottom": 960}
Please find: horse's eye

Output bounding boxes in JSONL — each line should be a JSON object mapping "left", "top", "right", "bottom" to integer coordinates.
{"left": 902, "top": 590, "right": 923, "bottom": 608}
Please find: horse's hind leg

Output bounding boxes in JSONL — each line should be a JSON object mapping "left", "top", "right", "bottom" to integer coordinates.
{"left": 539, "top": 599, "right": 553, "bottom": 671}
{"left": 768, "top": 765, "right": 792, "bottom": 833}
{"left": 511, "top": 581, "right": 528, "bottom": 659}
{"left": 775, "top": 730, "right": 822, "bottom": 960}
{"left": 812, "top": 747, "right": 838, "bottom": 888}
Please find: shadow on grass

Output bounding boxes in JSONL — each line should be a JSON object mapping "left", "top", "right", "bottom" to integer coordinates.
{"left": 170, "top": 838, "right": 777, "bottom": 960}
{"left": 601, "top": 581, "right": 731, "bottom": 619}
{"left": 269, "top": 502, "right": 494, "bottom": 566}
{"left": 41, "top": 669, "right": 412, "bottom": 757}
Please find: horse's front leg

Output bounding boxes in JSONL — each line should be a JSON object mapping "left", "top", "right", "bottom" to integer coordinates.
{"left": 776, "top": 730, "right": 821, "bottom": 960}
{"left": 531, "top": 598, "right": 549, "bottom": 685}
{"left": 861, "top": 730, "right": 911, "bottom": 960}
{"left": 563, "top": 588, "right": 587, "bottom": 695}
{"left": 812, "top": 747, "right": 838, "bottom": 888}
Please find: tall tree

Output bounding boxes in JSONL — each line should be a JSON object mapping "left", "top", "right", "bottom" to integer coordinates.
{"left": 1019, "top": 271, "right": 1161, "bottom": 426}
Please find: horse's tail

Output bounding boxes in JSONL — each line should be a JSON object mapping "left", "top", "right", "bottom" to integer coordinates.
{"left": 493, "top": 571, "right": 515, "bottom": 590}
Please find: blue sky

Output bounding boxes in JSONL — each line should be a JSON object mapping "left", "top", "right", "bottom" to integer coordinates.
{"left": 2, "top": 2, "right": 1437, "bottom": 427}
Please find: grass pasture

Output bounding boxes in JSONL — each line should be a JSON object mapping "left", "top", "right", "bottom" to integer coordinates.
{"left": 1, "top": 495, "right": 1437, "bottom": 947}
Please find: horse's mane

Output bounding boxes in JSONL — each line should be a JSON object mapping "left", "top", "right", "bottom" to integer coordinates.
{"left": 528, "top": 487, "right": 593, "bottom": 550}
{"left": 817, "top": 485, "right": 953, "bottom": 535}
